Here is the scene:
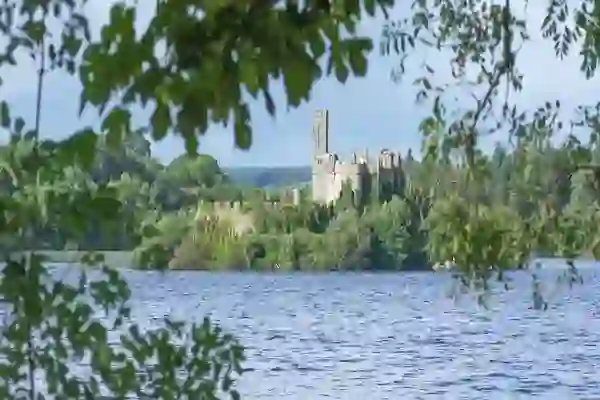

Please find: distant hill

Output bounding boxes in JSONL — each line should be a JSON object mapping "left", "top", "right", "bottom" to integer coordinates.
{"left": 224, "top": 166, "right": 311, "bottom": 188}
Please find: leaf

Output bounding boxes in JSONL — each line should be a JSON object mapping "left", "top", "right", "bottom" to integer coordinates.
{"left": 60, "top": 128, "right": 98, "bottom": 170}
{"left": 101, "top": 107, "right": 131, "bottom": 150}
{"left": 77, "top": 89, "right": 87, "bottom": 117}
{"left": 234, "top": 104, "right": 252, "bottom": 150}
{"left": 0, "top": 101, "right": 10, "bottom": 128}
{"left": 239, "top": 59, "right": 259, "bottom": 96}
{"left": 13, "top": 117, "right": 25, "bottom": 134}
{"left": 264, "top": 91, "right": 276, "bottom": 117}
{"left": 283, "top": 59, "right": 313, "bottom": 107}
{"left": 348, "top": 49, "right": 367, "bottom": 77}
{"left": 184, "top": 133, "right": 198, "bottom": 156}
{"left": 334, "top": 62, "right": 349, "bottom": 83}
{"left": 364, "top": 0, "right": 376, "bottom": 16}
{"left": 423, "top": 78, "right": 432, "bottom": 90}
{"left": 150, "top": 102, "right": 171, "bottom": 141}
{"left": 87, "top": 321, "right": 107, "bottom": 343}
{"left": 89, "top": 196, "right": 122, "bottom": 220}
{"left": 309, "top": 35, "right": 326, "bottom": 58}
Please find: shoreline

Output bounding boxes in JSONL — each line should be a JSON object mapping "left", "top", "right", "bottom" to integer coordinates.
{"left": 8, "top": 250, "right": 134, "bottom": 269}
{"left": 6, "top": 251, "right": 595, "bottom": 272}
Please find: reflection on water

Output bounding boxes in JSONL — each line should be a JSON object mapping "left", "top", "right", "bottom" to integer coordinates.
{"left": 47, "top": 262, "right": 600, "bottom": 399}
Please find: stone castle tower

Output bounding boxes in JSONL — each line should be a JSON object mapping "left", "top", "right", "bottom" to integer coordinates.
{"left": 311, "top": 109, "right": 404, "bottom": 204}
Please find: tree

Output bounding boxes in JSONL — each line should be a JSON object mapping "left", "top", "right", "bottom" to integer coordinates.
{"left": 381, "top": 0, "right": 599, "bottom": 298}
{"left": 0, "top": 0, "right": 399, "bottom": 398}
{"left": 80, "top": 0, "right": 395, "bottom": 152}
{"left": 162, "top": 154, "right": 225, "bottom": 189}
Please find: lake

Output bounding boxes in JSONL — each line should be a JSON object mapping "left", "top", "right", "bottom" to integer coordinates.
{"left": 54, "top": 260, "right": 600, "bottom": 399}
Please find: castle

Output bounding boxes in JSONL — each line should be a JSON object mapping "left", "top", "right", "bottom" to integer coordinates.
{"left": 311, "top": 109, "right": 404, "bottom": 204}
{"left": 195, "top": 108, "right": 403, "bottom": 214}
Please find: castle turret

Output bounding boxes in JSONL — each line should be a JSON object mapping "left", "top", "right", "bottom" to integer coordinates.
{"left": 313, "top": 109, "right": 329, "bottom": 157}
{"left": 312, "top": 109, "right": 333, "bottom": 202}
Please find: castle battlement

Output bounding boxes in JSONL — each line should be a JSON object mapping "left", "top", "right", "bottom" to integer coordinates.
{"left": 314, "top": 153, "right": 366, "bottom": 172}
{"left": 197, "top": 200, "right": 275, "bottom": 213}
{"left": 196, "top": 193, "right": 302, "bottom": 217}
{"left": 196, "top": 200, "right": 242, "bottom": 217}
{"left": 377, "top": 149, "right": 403, "bottom": 169}
{"left": 311, "top": 109, "right": 404, "bottom": 204}
{"left": 315, "top": 150, "right": 402, "bottom": 170}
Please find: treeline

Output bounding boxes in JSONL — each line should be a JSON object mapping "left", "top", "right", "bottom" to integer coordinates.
{"left": 3, "top": 128, "right": 600, "bottom": 271}
{"left": 224, "top": 166, "right": 311, "bottom": 188}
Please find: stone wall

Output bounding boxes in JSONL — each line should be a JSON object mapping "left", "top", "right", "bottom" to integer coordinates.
{"left": 312, "top": 155, "right": 367, "bottom": 204}
{"left": 196, "top": 201, "right": 254, "bottom": 235}
{"left": 195, "top": 195, "right": 304, "bottom": 235}
{"left": 196, "top": 196, "right": 300, "bottom": 215}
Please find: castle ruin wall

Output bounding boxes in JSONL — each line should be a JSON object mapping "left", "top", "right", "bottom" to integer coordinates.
{"left": 310, "top": 109, "right": 405, "bottom": 204}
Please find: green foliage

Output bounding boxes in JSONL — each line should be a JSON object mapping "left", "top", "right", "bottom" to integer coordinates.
{"left": 1, "top": 0, "right": 407, "bottom": 396}
{"left": 425, "top": 197, "right": 531, "bottom": 289}
{"left": 379, "top": 0, "right": 600, "bottom": 301}
{"left": 0, "top": 132, "right": 247, "bottom": 396}
{"left": 170, "top": 217, "right": 247, "bottom": 270}
{"left": 79, "top": 0, "right": 395, "bottom": 153}
{"left": 163, "top": 154, "right": 227, "bottom": 189}
{"left": 142, "top": 131, "right": 600, "bottom": 276}
{"left": 0, "top": 254, "right": 244, "bottom": 399}
{"left": 162, "top": 194, "right": 423, "bottom": 272}
{"left": 9, "top": 125, "right": 600, "bottom": 278}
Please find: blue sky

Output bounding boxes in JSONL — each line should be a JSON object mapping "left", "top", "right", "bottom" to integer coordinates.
{"left": 3, "top": 0, "right": 600, "bottom": 167}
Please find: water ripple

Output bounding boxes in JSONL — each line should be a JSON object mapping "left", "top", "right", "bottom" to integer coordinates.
{"left": 47, "top": 265, "right": 600, "bottom": 399}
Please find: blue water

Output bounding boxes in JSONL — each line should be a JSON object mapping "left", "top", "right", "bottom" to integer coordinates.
{"left": 59, "top": 261, "right": 600, "bottom": 399}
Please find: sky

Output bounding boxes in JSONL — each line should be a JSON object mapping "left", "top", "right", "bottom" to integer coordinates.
{"left": 2, "top": 0, "right": 600, "bottom": 167}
